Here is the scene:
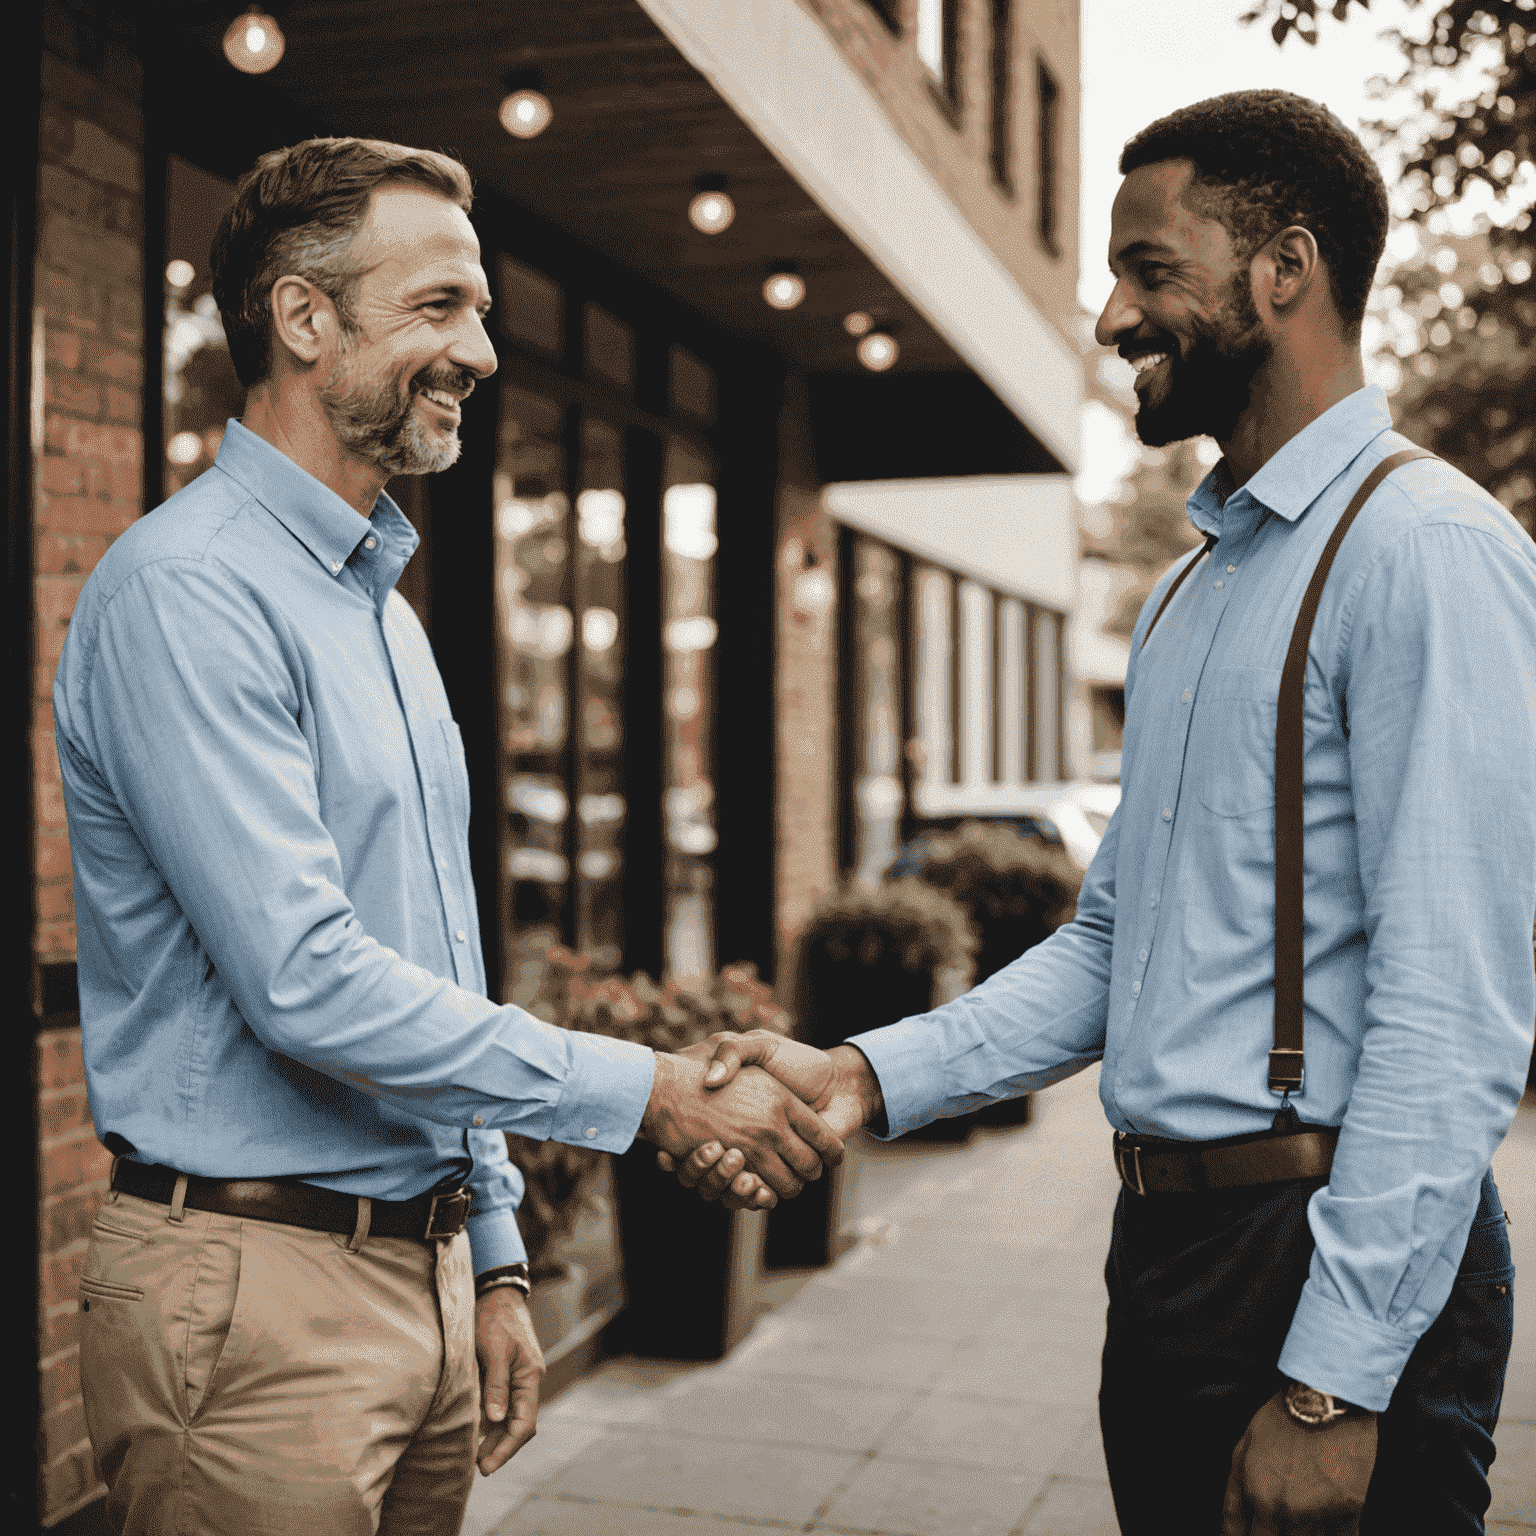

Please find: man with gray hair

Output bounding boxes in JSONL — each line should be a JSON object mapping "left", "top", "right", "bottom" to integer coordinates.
{"left": 54, "top": 136, "right": 841, "bottom": 1535}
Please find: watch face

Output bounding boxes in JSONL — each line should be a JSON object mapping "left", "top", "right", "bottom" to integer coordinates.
{"left": 1286, "top": 1384, "right": 1334, "bottom": 1424}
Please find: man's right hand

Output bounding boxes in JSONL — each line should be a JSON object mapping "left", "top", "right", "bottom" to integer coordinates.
{"left": 657, "top": 1033, "right": 883, "bottom": 1205}
{"left": 637, "top": 1050, "right": 845, "bottom": 1204}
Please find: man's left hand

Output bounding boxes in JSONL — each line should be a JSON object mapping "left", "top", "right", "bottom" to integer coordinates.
{"left": 474, "top": 1286, "right": 545, "bottom": 1475}
{"left": 1222, "top": 1390, "right": 1377, "bottom": 1534}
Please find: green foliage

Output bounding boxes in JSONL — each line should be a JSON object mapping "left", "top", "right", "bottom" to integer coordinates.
{"left": 794, "top": 879, "right": 977, "bottom": 982}
{"left": 504, "top": 949, "right": 792, "bottom": 1274}
{"left": 1242, "top": 0, "right": 1536, "bottom": 537}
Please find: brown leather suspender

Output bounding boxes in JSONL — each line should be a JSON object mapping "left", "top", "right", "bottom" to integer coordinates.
{"left": 1268, "top": 446, "right": 1436, "bottom": 1096}
{"left": 1137, "top": 446, "right": 1437, "bottom": 1103}
{"left": 1140, "top": 533, "right": 1218, "bottom": 651}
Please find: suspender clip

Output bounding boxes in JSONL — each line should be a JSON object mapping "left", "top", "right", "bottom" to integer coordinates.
{"left": 1268, "top": 1048, "right": 1305, "bottom": 1095}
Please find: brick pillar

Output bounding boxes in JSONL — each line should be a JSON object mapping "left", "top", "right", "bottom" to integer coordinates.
{"left": 33, "top": 22, "right": 145, "bottom": 1525}
{"left": 773, "top": 377, "right": 839, "bottom": 987}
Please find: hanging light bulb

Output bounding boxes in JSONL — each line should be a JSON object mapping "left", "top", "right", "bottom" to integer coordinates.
{"left": 498, "top": 69, "right": 552, "bottom": 139}
{"left": 857, "top": 331, "right": 899, "bottom": 371}
{"left": 223, "top": 6, "right": 285, "bottom": 73}
{"left": 762, "top": 264, "right": 805, "bottom": 311}
{"left": 688, "top": 175, "right": 735, "bottom": 235}
{"left": 844, "top": 310, "right": 872, "bottom": 336}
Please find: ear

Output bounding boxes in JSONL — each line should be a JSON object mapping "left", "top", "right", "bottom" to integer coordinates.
{"left": 268, "top": 275, "right": 335, "bottom": 368}
{"left": 1251, "top": 225, "right": 1322, "bottom": 321}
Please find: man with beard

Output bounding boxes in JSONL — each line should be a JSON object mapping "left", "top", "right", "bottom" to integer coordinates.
{"left": 52, "top": 137, "right": 843, "bottom": 1535}
{"left": 666, "top": 91, "right": 1536, "bottom": 1534}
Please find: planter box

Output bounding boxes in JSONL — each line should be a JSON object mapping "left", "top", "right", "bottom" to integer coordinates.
{"left": 606, "top": 1141, "right": 766, "bottom": 1360}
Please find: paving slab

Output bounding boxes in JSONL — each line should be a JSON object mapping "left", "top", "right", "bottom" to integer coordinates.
{"left": 816, "top": 1454, "right": 1048, "bottom": 1536}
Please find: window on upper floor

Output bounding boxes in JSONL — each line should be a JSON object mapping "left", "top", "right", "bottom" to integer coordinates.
{"left": 1036, "top": 56, "right": 1062, "bottom": 258}
{"left": 989, "top": 0, "right": 1014, "bottom": 197}
{"left": 916, "top": 0, "right": 961, "bottom": 122}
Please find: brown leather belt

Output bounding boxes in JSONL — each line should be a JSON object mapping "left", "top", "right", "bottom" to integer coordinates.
{"left": 111, "top": 1159, "right": 472, "bottom": 1241}
{"left": 1113, "top": 1126, "right": 1338, "bottom": 1197}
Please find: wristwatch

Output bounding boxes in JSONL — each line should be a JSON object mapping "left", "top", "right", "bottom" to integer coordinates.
{"left": 1283, "top": 1379, "right": 1363, "bottom": 1426}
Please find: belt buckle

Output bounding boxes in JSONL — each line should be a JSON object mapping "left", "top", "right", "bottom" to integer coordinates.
{"left": 1116, "top": 1138, "right": 1147, "bottom": 1197}
{"left": 424, "top": 1187, "right": 472, "bottom": 1239}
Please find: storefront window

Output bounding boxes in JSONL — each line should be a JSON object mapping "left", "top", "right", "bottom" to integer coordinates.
{"left": 661, "top": 438, "right": 718, "bottom": 981}
{"left": 494, "top": 386, "right": 572, "bottom": 1008}
{"left": 850, "top": 538, "right": 904, "bottom": 887}
{"left": 573, "top": 418, "right": 627, "bottom": 972}
{"left": 162, "top": 156, "right": 241, "bottom": 501}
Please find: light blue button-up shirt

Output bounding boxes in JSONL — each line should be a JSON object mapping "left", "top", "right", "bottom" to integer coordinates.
{"left": 854, "top": 387, "right": 1536, "bottom": 1409}
{"left": 54, "top": 420, "right": 656, "bottom": 1274}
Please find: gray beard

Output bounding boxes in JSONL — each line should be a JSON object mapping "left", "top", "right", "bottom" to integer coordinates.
{"left": 318, "top": 350, "right": 462, "bottom": 477}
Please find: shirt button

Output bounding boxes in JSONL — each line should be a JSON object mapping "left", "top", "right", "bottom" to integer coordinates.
{"left": 1149, "top": 895, "right": 1159, "bottom": 908}
{"left": 1384, "top": 1374, "right": 1398, "bottom": 1389}
{"left": 585, "top": 1127, "right": 598, "bottom": 1140}
{"left": 1131, "top": 980, "right": 1142, "bottom": 995}
{"left": 472, "top": 1115, "right": 484, "bottom": 1127}
{"left": 330, "top": 559, "right": 342, "bottom": 574}
{"left": 1138, "top": 948, "right": 1148, "bottom": 961}
{"left": 1181, "top": 690, "right": 1191, "bottom": 703}
{"left": 364, "top": 536, "right": 377, "bottom": 550}
{"left": 456, "top": 928, "right": 467, "bottom": 942}
{"left": 1226, "top": 564, "right": 1236, "bottom": 573}
{"left": 1162, "top": 808, "right": 1172, "bottom": 822}
{"left": 1213, "top": 579, "right": 1224, "bottom": 590}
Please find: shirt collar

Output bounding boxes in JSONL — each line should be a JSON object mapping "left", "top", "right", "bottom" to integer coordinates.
{"left": 212, "top": 418, "right": 416, "bottom": 582}
{"left": 1186, "top": 385, "right": 1396, "bottom": 537}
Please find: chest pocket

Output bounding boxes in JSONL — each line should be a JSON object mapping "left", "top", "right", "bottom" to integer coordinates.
{"left": 1192, "top": 667, "right": 1283, "bottom": 818}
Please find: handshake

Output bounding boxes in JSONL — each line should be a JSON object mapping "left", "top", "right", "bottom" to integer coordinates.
{"left": 637, "top": 1032, "right": 885, "bottom": 1211}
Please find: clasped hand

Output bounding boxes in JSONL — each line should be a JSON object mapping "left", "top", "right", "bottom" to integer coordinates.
{"left": 652, "top": 1032, "right": 880, "bottom": 1211}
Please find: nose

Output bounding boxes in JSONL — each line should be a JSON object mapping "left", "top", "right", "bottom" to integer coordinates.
{"left": 452, "top": 310, "right": 498, "bottom": 380}
{"left": 1094, "top": 277, "right": 1142, "bottom": 349}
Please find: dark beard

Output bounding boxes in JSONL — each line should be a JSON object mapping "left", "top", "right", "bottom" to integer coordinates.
{"left": 1134, "top": 287, "right": 1270, "bottom": 448}
{"left": 319, "top": 350, "right": 477, "bottom": 476}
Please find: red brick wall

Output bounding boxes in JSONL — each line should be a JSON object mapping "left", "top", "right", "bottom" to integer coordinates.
{"left": 774, "top": 379, "right": 840, "bottom": 985}
{"left": 33, "top": 24, "right": 145, "bottom": 1525}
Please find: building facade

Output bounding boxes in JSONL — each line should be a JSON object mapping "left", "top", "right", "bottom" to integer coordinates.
{"left": 12, "top": 1, "right": 1081, "bottom": 1524}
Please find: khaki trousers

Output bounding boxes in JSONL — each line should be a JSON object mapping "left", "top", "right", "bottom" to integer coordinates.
{"left": 78, "top": 1188, "right": 479, "bottom": 1536}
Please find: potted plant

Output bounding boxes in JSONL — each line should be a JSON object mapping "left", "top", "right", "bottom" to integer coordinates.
{"left": 764, "top": 878, "right": 977, "bottom": 1268}
{"left": 904, "top": 820, "right": 1083, "bottom": 1129}
{"left": 516, "top": 946, "right": 795, "bottom": 1361}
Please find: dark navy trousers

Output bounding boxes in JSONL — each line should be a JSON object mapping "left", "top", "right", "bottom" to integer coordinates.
{"left": 1099, "top": 1168, "right": 1514, "bottom": 1534}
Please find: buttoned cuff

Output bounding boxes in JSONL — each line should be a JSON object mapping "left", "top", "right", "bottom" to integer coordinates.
{"left": 846, "top": 1018, "right": 948, "bottom": 1140}
{"left": 546, "top": 1031, "right": 656, "bottom": 1153}
{"left": 1278, "top": 1284, "right": 1420, "bottom": 1412}
{"left": 466, "top": 1207, "right": 527, "bottom": 1275}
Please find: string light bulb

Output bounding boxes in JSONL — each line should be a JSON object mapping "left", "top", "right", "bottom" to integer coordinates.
{"left": 688, "top": 174, "right": 735, "bottom": 235}
{"left": 762, "top": 265, "right": 805, "bottom": 310}
{"left": 844, "top": 311, "right": 872, "bottom": 336}
{"left": 499, "top": 69, "right": 552, "bottom": 139}
{"left": 222, "top": 6, "right": 285, "bottom": 73}
{"left": 857, "top": 331, "right": 899, "bottom": 371}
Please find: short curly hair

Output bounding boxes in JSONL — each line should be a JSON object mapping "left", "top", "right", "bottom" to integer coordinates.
{"left": 211, "top": 137, "right": 473, "bottom": 386}
{"left": 1120, "top": 90, "right": 1388, "bottom": 332}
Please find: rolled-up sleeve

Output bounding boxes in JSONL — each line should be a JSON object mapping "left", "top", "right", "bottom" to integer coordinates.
{"left": 71, "top": 559, "right": 656, "bottom": 1149}
{"left": 1279, "top": 516, "right": 1536, "bottom": 1409}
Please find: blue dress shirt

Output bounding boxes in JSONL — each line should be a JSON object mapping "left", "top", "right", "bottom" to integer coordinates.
{"left": 853, "top": 387, "right": 1536, "bottom": 1409}
{"left": 54, "top": 420, "right": 657, "bottom": 1274}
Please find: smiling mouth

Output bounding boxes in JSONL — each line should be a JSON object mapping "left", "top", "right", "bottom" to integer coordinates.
{"left": 1129, "top": 352, "right": 1170, "bottom": 390}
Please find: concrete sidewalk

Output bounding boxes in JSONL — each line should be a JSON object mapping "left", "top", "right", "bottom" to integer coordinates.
{"left": 463, "top": 1065, "right": 1536, "bottom": 1536}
